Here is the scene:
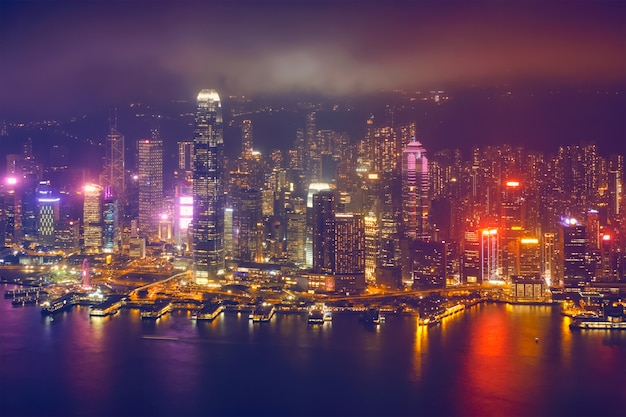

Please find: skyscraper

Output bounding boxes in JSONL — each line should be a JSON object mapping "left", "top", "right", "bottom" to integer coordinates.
{"left": 193, "top": 89, "right": 225, "bottom": 285}
{"left": 561, "top": 218, "right": 587, "bottom": 288}
{"left": 312, "top": 191, "right": 336, "bottom": 274}
{"left": 402, "top": 139, "right": 429, "bottom": 240}
{"left": 83, "top": 184, "right": 102, "bottom": 253}
{"left": 137, "top": 139, "right": 163, "bottom": 238}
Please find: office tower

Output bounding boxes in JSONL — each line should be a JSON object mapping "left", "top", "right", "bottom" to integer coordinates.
{"left": 83, "top": 184, "right": 102, "bottom": 253}
{"left": 334, "top": 213, "right": 366, "bottom": 292}
{"left": 241, "top": 119, "right": 253, "bottom": 155}
{"left": 364, "top": 214, "right": 379, "bottom": 284}
{"left": 412, "top": 239, "right": 445, "bottom": 289}
{"left": 312, "top": 191, "right": 336, "bottom": 274}
{"left": 192, "top": 89, "right": 225, "bottom": 285}
{"left": 224, "top": 207, "right": 233, "bottom": 259}
{"left": 233, "top": 187, "right": 262, "bottom": 262}
{"left": 462, "top": 230, "right": 480, "bottom": 284}
{"left": 401, "top": 139, "right": 429, "bottom": 240}
{"left": 501, "top": 180, "right": 525, "bottom": 279}
{"left": 2, "top": 177, "right": 18, "bottom": 245}
{"left": 586, "top": 209, "right": 600, "bottom": 251}
{"left": 36, "top": 181, "right": 59, "bottom": 246}
{"left": 102, "top": 186, "right": 119, "bottom": 253}
{"left": 598, "top": 232, "right": 618, "bottom": 282}
{"left": 286, "top": 199, "right": 306, "bottom": 266}
{"left": 175, "top": 191, "right": 193, "bottom": 249}
{"left": 542, "top": 232, "right": 556, "bottom": 286}
{"left": 178, "top": 141, "right": 194, "bottom": 172}
{"left": 305, "top": 112, "right": 321, "bottom": 186}
{"left": 137, "top": 138, "right": 163, "bottom": 239}
{"left": 561, "top": 218, "right": 587, "bottom": 288}
{"left": 608, "top": 155, "right": 623, "bottom": 224}
{"left": 481, "top": 228, "right": 500, "bottom": 282}
{"left": 105, "top": 124, "right": 125, "bottom": 198}
{"left": 518, "top": 237, "right": 541, "bottom": 277}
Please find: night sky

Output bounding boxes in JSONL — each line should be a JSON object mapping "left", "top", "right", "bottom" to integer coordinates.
{"left": 1, "top": 0, "right": 625, "bottom": 119}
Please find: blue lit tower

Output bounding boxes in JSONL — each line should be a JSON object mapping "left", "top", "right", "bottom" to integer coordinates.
{"left": 193, "top": 89, "right": 225, "bottom": 285}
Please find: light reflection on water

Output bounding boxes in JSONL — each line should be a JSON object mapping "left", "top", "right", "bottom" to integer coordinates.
{"left": 1, "top": 285, "right": 625, "bottom": 417}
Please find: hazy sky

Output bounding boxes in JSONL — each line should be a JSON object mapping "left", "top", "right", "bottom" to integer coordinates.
{"left": 1, "top": 0, "right": 624, "bottom": 117}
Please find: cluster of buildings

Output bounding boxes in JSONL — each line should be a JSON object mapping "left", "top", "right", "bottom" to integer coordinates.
{"left": 0, "top": 89, "right": 624, "bottom": 295}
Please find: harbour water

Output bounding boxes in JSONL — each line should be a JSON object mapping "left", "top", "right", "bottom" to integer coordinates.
{"left": 1, "top": 284, "right": 624, "bottom": 417}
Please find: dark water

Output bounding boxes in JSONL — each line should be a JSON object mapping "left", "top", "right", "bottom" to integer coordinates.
{"left": 1, "top": 285, "right": 624, "bottom": 417}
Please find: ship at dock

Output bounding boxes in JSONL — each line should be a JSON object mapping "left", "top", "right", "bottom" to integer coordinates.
{"left": 249, "top": 303, "right": 275, "bottom": 322}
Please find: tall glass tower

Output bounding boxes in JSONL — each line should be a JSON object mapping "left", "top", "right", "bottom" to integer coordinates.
{"left": 402, "top": 139, "right": 429, "bottom": 240}
{"left": 193, "top": 89, "right": 225, "bottom": 285}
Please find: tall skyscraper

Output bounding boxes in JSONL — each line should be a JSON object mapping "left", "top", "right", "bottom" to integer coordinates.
{"left": 105, "top": 124, "right": 125, "bottom": 199}
{"left": 233, "top": 187, "right": 262, "bottom": 262}
{"left": 137, "top": 139, "right": 163, "bottom": 238}
{"left": 312, "top": 191, "right": 336, "bottom": 274}
{"left": 402, "top": 139, "right": 429, "bottom": 240}
{"left": 241, "top": 119, "right": 253, "bottom": 155}
{"left": 83, "top": 184, "right": 102, "bottom": 253}
{"left": 561, "top": 218, "right": 587, "bottom": 288}
{"left": 193, "top": 89, "right": 225, "bottom": 285}
{"left": 102, "top": 186, "right": 120, "bottom": 253}
{"left": 36, "top": 181, "right": 59, "bottom": 247}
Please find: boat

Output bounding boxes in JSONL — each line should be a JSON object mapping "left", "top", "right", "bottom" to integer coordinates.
{"left": 308, "top": 303, "right": 332, "bottom": 324}
{"left": 570, "top": 317, "right": 626, "bottom": 330}
{"left": 249, "top": 303, "right": 275, "bottom": 322}
{"left": 41, "top": 293, "right": 76, "bottom": 315}
{"left": 192, "top": 302, "right": 224, "bottom": 321}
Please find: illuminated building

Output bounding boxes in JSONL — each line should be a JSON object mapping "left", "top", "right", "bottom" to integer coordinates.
{"left": 501, "top": 180, "right": 524, "bottom": 279}
{"left": 224, "top": 207, "right": 233, "bottom": 259}
{"left": 286, "top": 200, "right": 306, "bottom": 266}
{"left": 312, "top": 191, "right": 336, "bottom": 274}
{"left": 233, "top": 187, "right": 262, "bottom": 262}
{"left": 102, "top": 187, "right": 119, "bottom": 253}
{"left": 2, "top": 177, "right": 18, "bottom": 245}
{"left": 518, "top": 237, "right": 541, "bottom": 277}
{"left": 54, "top": 219, "right": 79, "bottom": 251}
{"left": 462, "top": 230, "right": 480, "bottom": 283}
{"left": 481, "top": 228, "right": 500, "bottom": 282}
{"left": 401, "top": 138, "right": 429, "bottom": 240}
{"left": 305, "top": 112, "right": 321, "bottom": 185}
{"left": 104, "top": 124, "right": 125, "bottom": 199}
{"left": 561, "top": 218, "right": 587, "bottom": 288}
{"left": 608, "top": 155, "right": 623, "bottom": 224}
{"left": 36, "top": 181, "right": 59, "bottom": 246}
{"left": 83, "top": 184, "right": 102, "bottom": 253}
{"left": 542, "top": 232, "right": 556, "bottom": 286}
{"left": 177, "top": 141, "right": 194, "bottom": 179}
{"left": 412, "top": 239, "right": 445, "bottom": 289}
{"left": 137, "top": 138, "right": 163, "bottom": 238}
{"left": 192, "top": 89, "right": 225, "bottom": 285}
{"left": 364, "top": 214, "right": 379, "bottom": 284}
{"left": 334, "top": 213, "right": 366, "bottom": 293}
{"left": 158, "top": 214, "right": 172, "bottom": 242}
{"left": 175, "top": 192, "right": 193, "bottom": 248}
{"left": 241, "top": 119, "right": 253, "bottom": 155}
{"left": 599, "top": 232, "right": 618, "bottom": 282}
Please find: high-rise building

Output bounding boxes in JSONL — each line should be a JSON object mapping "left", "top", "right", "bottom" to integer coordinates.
{"left": 481, "top": 228, "right": 500, "bottom": 282}
{"left": 83, "top": 184, "right": 102, "bottom": 253}
{"left": 401, "top": 139, "right": 429, "bottom": 240}
{"left": 241, "top": 119, "right": 253, "bottom": 155}
{"left": 137, "top": 139, "right": 163, "bottom": 238}
{"left": 542, "top": 232, "right": 556, "bottom": 286}
{"left": 105, "top": 124, "right": 125, "bottom": 199}
{"left": 462, "top": 230, "right": 480, "bottom": 284}
{"left": 102, "top": 186, "right": 119, "bottom": 253}
{"left": 233, "top": 187, "right": 262, "bottom": 262}
{"left": 561, "top": 218, "right": 587, "bottom": 288}
{"left": 518, "top": 237, "right": 541, "bottom": 277}
{"left": 192, "top": 89, "right": 225, "bottom": 285}
{"left": 312, "top": 191, "right": 336, "bottom": 274}
{"left": 36, "top": 181, "right": 59, "bottom": 247}
{"left": 334, "top": 213, "right": 366, "bottom": 293}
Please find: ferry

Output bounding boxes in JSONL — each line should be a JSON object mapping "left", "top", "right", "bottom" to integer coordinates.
{"left": 41, "top": 293, "right": 76, "bottom": 315}
{"left": 192, "top": 302, "right": 224, "bottom": 321}
{"left": 250, "top": 303, "right": 275, "bottom": 322}
{"left": 570, "top": 316, "right": 626, "bottom": 330}
{"left": 141, "top": 302, "right": 171, "bottom": 319}
{"left": 308, "top": 303, "right": 332, "bottom": 324}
